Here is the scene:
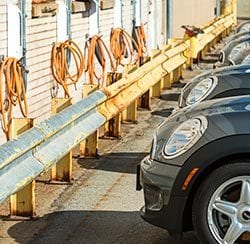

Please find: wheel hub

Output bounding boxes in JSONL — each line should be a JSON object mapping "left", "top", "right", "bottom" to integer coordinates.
{"left": 242, "top": 210, "right": 250, "bottom": 221}
{"left": 238, "top": 206, "right": 250, "bottom": 223}
{"left": 207, "top": 176, "right": 250, "bottom": 243}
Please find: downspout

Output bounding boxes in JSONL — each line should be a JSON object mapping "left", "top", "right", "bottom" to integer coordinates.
{"left": 65, "top": 0, "right": 72, "bottom": 65}
{"left": 96, "top": 0, "right": 100, "bottom": 33}
{"left": 167, "top": 0, "right": 173, "bottom": 39}
{"left": 121, "top": 0, "right": 123, "bottom": 28}
{"left": 66, "top": 0, "right": 72, "bottom": 39}
{"left": 132, "top": 0, "right": 136, "bottom": 28}
{"left": 216, "top": 0, "right": 221, "bottom": 17}
{"left": 20, "top": 0, "right": 27, "bottom": 90}
{"left": 135, "top": 0, "right": 141, "bottom": 26}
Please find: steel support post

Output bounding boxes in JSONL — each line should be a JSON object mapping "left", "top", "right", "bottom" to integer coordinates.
{"left": 51, "top": 98, "right": 73, "bottom": 182}
{"left": 150, "top": 49, "right": 162, "bottom": 97}
{"left": 10, "top": 118, "right": 35, "bottom": 217}
{"left": 122, "top": 64, "right": 138, "bottom": 122}
{"left": 79, "top": 84, "right": 99, "bottom": 157}
{"left": 10, "top": 181, "right": 35, "bottom": 217}
{"left": 80, "top": 130, "right": 99, "bottom": 157}
{"left": 103, "top": 73, "right": 122, "bottom": 138}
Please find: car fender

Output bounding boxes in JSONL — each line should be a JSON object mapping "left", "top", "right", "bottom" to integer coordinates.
{"left": 167, "top": 134, "right": 250, "bottom": 232}
{"left": 171, "top": 134, "right": 250, "bottom": 197}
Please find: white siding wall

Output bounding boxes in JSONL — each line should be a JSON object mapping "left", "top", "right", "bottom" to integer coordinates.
{"left": 0, "top": 3, "right": 7, "bottom": 58}
{"left": 122, "top": 0, "right": 133, "bottom": 34}
{"left": 68, "top": 11, "right": 89, "bottom": 102}
{"left": 26, "top": 16, "right": 57, "bottom": 121}
{"left": 99, "top": 7, "right": 114, "bottom": 45}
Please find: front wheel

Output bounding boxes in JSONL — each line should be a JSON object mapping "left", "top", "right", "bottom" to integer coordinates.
{"left": 192, "top": 163, "right": 250, "bottom": 244}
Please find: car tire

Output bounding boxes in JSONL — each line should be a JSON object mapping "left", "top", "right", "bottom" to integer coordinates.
{"left": 192, "top": 162, "right": 250, "bottom": 244}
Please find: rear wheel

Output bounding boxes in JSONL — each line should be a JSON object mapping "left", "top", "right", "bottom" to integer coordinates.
{"left": 192, "top": 163, "right": 250, "bottom": 244}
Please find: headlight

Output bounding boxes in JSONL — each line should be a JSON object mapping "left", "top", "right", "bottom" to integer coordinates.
{"left": 186, "top": 76, "right": 218, "bottom": 105}
{"left": 150, "top": 133, "right": 157, "bottom": 159}
{"left": 162, "top": 116, "right": 208, "bottom": 159}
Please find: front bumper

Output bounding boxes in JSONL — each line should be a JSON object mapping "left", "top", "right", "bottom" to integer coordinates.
{"left": 137, "top": 156, "right": 184, "bottom": 233}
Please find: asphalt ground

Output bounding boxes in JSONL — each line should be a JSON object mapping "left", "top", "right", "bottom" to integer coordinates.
{"left": 0, "top": 41, "right": 224, "bottom": 244}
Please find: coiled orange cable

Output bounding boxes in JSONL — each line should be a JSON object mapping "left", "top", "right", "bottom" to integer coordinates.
{"left": 133, "top": 24, "right": 147, "bottom": 65}
{"left": 51, "top": 40, "right": 85, "bottom": 98}
{"left": 110, "top": 28, "right": 139, "bottom": 70}
{"left": 86, "top": 35, "right": 115, "bottom": 87}
{"left": 0, "top": 57, "right": 28, "bottom": 140}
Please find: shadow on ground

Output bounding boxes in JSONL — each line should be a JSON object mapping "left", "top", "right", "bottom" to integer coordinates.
{"left": 78, "top": 152, "right": 147, "bottom": 174}
{"left": 151, "top": 108, "right": 174, "bottom": 118}
{"left": 160, "top": 93, "right": 180, "bottom": 102}
{"left": 7, "top": 210, "right": 199, "bottom": 244}
{"left": 171, "top": 82, "right": 185, "bottom": 88}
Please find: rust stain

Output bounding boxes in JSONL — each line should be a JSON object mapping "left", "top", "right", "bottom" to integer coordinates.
{"left": 93, "top": 173, "right": 126, "bottom": 210}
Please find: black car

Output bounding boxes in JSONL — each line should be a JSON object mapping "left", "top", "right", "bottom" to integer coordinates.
{"left": 242, "top": 55, "right": 250, "bottom": 65}
{"left": 137, "top": 95, "right": 250, "bottom": 243}
{"left": 237, "top": 21, "right": 250, "bottom": 33}
{"left": 229, "top": 46, "right": 250, "bottom": 66}
{"left": 219, "top": 36, "right": 250, "bottom": 65}
{"left": 178, "top": 65, "right": 250, "bottom": 108}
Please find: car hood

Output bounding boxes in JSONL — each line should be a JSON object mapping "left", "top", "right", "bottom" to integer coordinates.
{"left": 153, "top": 95, "right": 250, "bottom": 166}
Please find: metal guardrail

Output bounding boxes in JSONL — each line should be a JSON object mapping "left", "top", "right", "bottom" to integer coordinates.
{"left": 189, "top": 14, "right": 235, "bottom": 59}
{"left": 0, "top": 13, "right": 235, "bottom": 210}
{"left": 0, "top": 91, "right": 106, "bottom": 204}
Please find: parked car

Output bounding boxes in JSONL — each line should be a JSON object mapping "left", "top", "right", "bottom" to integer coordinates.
{"left": 229, "top": 46, "right": 250, "bottom": 65}
{"left": 242, "top": 55, "right": 250, "bottom": 65}
{"left": 226, "top": 30, "right": 250, "bottom": 43}
{"left": 178, "top": 65, "right": 250, "bottom": 108}
{"left": 137, "top": 95, "right": 250, "bottom": 243}
{"left": 237, "top": 21, "right": 250, "bottom": 33}
{"left": 219, "top": 36, "right": 250, "bottom": 65}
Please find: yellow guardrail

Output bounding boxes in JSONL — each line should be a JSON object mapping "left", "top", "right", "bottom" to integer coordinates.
{"left": 189, "top": 13, "right": 236, "bottom": 60}
{"left": 100, "top": 43, "right": 188, "bottom": 120}
{"left": 0, "top": 13, "right": 235, "bottom": 217}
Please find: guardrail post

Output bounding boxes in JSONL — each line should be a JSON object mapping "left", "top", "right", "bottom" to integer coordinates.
{"left": 10, "top": 181, "right": 35, "bottom": 218}
{"left": 103, "top": 73, "right": 122, "bottom": 138}
{"left": 51, "top": 98, "right": 73, "bottom": 182}
{"left": 172, "top": 65, "right": 183, "bottom": 83}
{"left": 184, "top": 39, "right": 193, "bottom": 70}
{"left": 150, "top": 49, "right": 162, "bottom": 97}
{"left": 161, "top": 45, "right": 172, "bottom": 89}
{"left": 162, "top": 73, "right": 171, "bottom": 89}
{"left": 80, "top": 130, "right": 99, "bottom": 157}
{"left": 201, "top": 45, "right": 208, "bottom": 60}
{"left": 122, "top": 65, "right": 138, "bottom": 123}
{"left": 79, "top": 84, "right": 99, "bottom": 157}
{"left": 125, "top": 100, "right": 137, "bottom": 122}
{"left": 10, "top": 118, "right": 35, "bottom": 217}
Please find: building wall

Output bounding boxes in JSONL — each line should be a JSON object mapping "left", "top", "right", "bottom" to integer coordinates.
{"left": 0, "top": 0, "right": 217, "bottom": 144}
{"left": 172, "top": 0, "right": 216, "bottom": 38}
{"left": 122, "top": 0, "right": 133, "bottom": 34}
{"left": 237, "top": 0, "right": 250, "bottom": 19}
{"left": 99, "top": 7, "right": 114, "bottom": 45}
{"left": 0, "top": 3, "right": 7, "bottom": 58}
{"left": 26, "top": 16, "right": 57, "bottom": 120}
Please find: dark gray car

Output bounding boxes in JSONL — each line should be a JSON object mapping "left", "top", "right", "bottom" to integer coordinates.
{"left": 137, "top": 95, "right": 250, "bottom": 243}
{"left": 178, "top": 65, "right": 250, "bottom": 108}
{"left": 219, "top": 36, "right": 250, "bottom": 65}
